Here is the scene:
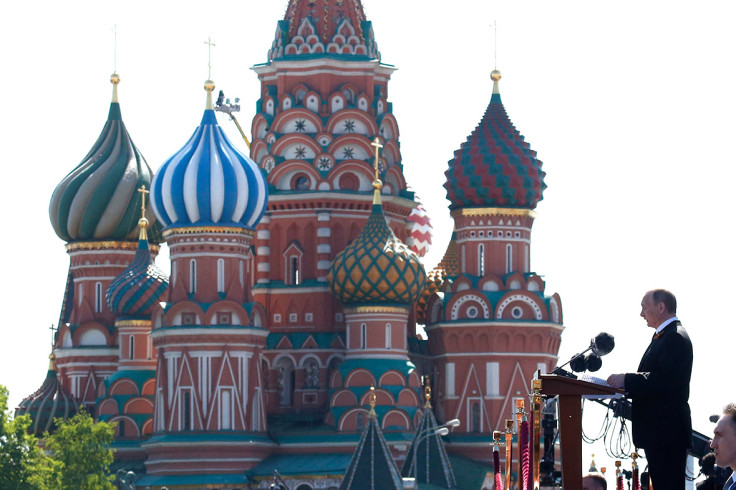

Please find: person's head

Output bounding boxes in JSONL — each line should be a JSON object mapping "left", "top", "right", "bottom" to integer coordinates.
{"left": 582, "top": 472, "right": 607, "bottom": 490}
{"left": 640, "top": 289, "right": 677, "bottom": 328}
{"left": 711, "top": 403, "right": 736, "bottom": 469}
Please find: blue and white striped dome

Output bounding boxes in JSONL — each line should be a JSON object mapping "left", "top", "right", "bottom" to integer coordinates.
{"left": 151, "top": 86, "right": 268, "bottom": 230}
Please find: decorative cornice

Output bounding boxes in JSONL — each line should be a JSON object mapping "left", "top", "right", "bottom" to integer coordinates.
{"left": 343, "top": 305, "right": 411, "bottom": 314}
{"left": 451, "top": 208, "right": 537, "bottom": 219}
{"left": 163, "top": 226, "right": 255, "bottom": 238}
{"left": 114, "top": 319, "right": 152, "bottom": 328}
{"left": 66, "top": 241, "right": 157, "bottom": 252}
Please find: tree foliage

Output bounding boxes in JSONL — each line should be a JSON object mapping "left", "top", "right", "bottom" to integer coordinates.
{"left": 0, "top": 385, "right": 49, "bottom": 489}
{"left": 0, "top": 385, "right": 117, "bottom": 489}
{"left": 43, "top": 411, "right": 116, "bottom": 489}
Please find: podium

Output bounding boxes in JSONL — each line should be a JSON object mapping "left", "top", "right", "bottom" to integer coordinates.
{"left": 539, "top": 375, "right": 624, "bottom": 489}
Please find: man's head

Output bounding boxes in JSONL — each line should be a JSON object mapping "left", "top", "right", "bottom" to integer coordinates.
{"left": 582, "top": 473, "right": 607, "bottom": 490}
{"left": 711, "top": 403, "right": 736, "bottom": 469}
{"left": 640, "top": 289, "right": 677, "bottom": 328}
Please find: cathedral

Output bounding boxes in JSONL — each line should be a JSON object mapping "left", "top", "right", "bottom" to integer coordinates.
{"left": 16, "top": 1, "right": 563, "bottom": 488}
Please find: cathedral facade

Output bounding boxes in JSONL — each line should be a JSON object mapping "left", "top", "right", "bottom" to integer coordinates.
{"left": 18, "top": 1, "right": 563, "bottom": 488}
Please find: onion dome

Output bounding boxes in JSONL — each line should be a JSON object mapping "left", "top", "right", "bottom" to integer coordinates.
{"left": 444, "top": 69, "right": 546, "bottom": 211}
{"left": 416, "top": 232, "right": 459, "bottom": 324}
{"left": 268, "top": 0, "right": 380, "bottom": 61}
{"left": 328, "top": 169, "right": 426, "bottom": 306}
{"left": 151, "top": 80, "right": 268, "bottom": 230}
{"left": 406, "top": 201, "right": 432, "bottom": 258}
{"left": 49, "top": 73, "right": 157, "bottom": 242}
{"left": 15, "top": 354, "right": 78, "bottom": 436}
{"left": 106, "top": 213, "right": 169, "bottom": 317}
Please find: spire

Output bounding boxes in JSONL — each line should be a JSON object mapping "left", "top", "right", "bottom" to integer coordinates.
{"left": 401, "top": 390, "right": 457, "bottom": 489}
{"left": 340, "top": 388, "right": 403, "bottom": 490}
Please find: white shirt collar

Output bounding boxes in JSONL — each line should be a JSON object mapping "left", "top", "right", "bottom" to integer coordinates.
{"left": 655, "top": 316, "right": 678, "bottom": 334}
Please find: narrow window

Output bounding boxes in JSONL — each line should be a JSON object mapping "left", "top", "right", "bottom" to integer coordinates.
{"left": 118, "top": 420, "right": 126, "bottom": 438}
{"left": 289, "top": 256, "right": 300, "bottom": 285}
{"left": 189, "top": 260, "right": 197, "bottom": 294}
{"left": 129, "top": 335, "right": 135, "bottom": 360}
{"left": 486, "top": 362, "right": 500, "bottom": 395}
{"left": 505, "top": 244, "right": 513, "bottom": 274}
{"left": 361, "top": 323, "right": 367, "bottom": 349}
{"left": 217, "top": 259, "right": 225, "bottom": 293}
{"left": 385, "top": 324, "right": 392, "bottom": 349}
{"left": 478, "top": 244, "right": 485, "bottom": 276}
{"left": 471, "top": 402, "right": 481, "bottom": 432}
{"left": 183, "top": 391, "right": 191, "bottom": 431}
{"left": 221, "top": 390, "right": 232, "bottom": 430}
{"left": 95, "top": 282, "right": 103, "bottom": 313}
{"left": 446, "top": 363, "right": 455, "bottom": 397}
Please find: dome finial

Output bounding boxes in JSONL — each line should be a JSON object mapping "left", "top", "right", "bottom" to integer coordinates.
{"left": 368, "top": 386, "right": 377, "bottom": 418}
{"left": 110, "top": 72, "right": 120, "bottom": 103}
{"left": 490, "top": 21, "right": 501, "bottom": 95}
{"left": 137, "top": 184, "right": 149, "bottom": 240}
{"left": 204, "top": 37, "right": 216, "bottom": 110}
{"left": 370, "top": 137, "right": 383, "bottom": 205}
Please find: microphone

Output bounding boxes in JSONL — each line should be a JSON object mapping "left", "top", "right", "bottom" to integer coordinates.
{"left": 553, "top": 332, "right": 615, "bottom": 374}
{"left": 591, "top": 332, "right": 615, "bottom": 356}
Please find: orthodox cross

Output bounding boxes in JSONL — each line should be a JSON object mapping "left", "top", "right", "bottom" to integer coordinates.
{"left": 112, "top": 24, "right": 118, "bottom": 73}
{"left": 138, "top": 184, "right": 149, "bottom": 220}
{"left": 491, "top": 21, "right": 498, "bottom": 69}
{"left": 204, "top": 37, "right": 216, "bottom": 79}
{"left": 371, "top": 137, "right": 383, "bottom": 181}
{"left": 49, "top": 323, "right": 56, "bottom": 348}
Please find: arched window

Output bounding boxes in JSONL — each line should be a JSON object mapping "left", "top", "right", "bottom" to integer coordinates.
{"left": 95, "top": 282, "right": 103, "bottom": 313}
{"left": 217, "top": 259, "right": 225, "bottom": 293}
{"left": 189, "top": 259, "right": 197, "bottom": 294}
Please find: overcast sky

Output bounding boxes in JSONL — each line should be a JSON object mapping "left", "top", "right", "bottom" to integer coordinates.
{"left": 2, "top": 0, "right": 735, "bottom": 479}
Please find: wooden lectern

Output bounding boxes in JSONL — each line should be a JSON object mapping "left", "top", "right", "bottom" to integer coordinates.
{"left": 539, "top": 374, "right": 624, "bottom": 489}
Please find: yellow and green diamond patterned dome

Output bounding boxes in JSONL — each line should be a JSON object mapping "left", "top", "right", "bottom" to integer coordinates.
{"left": 328, "top": 201, "right": 426, "bottom": 306}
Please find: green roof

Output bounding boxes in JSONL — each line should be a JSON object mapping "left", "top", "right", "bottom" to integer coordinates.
{"left": 249, "top": 453, "right": 352, "bottom": 478}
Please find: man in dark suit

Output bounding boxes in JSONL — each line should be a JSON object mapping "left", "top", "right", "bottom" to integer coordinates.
{"left": 607, "top": 289, "right": 693, "bottom": 490}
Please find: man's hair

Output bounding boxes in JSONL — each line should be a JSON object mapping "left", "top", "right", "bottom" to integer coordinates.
{"left": 724, "top": 402, "right": 736, "bottom": 433}
{"left": 583, "top": 472, "right": 607, "bottom": 489}
{"left": 651, "top": 289, "right": 677, "bottom": 314}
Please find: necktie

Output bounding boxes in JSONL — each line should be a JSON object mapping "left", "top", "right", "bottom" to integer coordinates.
{"left": 652, "top": 331, "right": 662, "bottom": 341}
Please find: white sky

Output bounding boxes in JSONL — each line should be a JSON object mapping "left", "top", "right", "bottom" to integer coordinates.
{"left": 2, "top": 0, "right": 735, "bottom": 481}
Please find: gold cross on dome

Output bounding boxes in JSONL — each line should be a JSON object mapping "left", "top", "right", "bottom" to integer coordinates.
{"left": 371, "top": 137, "right": 383, "bottom": 180}
{"left": 204, "top": 37, "right": 216, "bottom": 79}
{"left": 137, "top": 185, "right": 149, "bottom": 220}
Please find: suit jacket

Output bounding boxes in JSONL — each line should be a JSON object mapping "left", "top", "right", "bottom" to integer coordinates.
{"left": 624, "top": 320, "right": 693, "bottom": 450}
